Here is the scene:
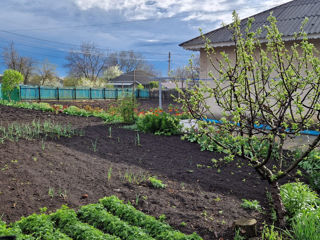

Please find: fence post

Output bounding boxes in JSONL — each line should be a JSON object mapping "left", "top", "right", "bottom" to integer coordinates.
{"left": 103, "top": 88, "right": 106, "bottom": 99}
{"left": 159, "top": 80, "right": 162, "bottom": 109}
{"left": 74, "top": 88, "right": 76, "bottom": 100}
{"left": 57, "top": 87, "right": 59, "bottom": 100}
{"left": 19, "top": 85, "right": 22, "bottom": 100}
{"left": 38, "top": 86, "right": 41, "bottom": 101}
{"left": 137, "top": 89, "right": 140, "bottom": 98}
{"left": 89, "top": 88, "right": 92, "bottom": 99}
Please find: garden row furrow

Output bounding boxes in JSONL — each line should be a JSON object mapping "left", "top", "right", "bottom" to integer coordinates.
{"left": 99, "top": 196, "right": 202, "bottom": 240}
{"left": 78, "top": 203, "right": 155, "bottom": 240}
{"left": 50, "top": 206, "right": 121, "bottom": 240}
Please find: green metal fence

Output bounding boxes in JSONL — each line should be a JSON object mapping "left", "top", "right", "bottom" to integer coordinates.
{"left": 0, "top": 85, "right": 150, "bottom": 101}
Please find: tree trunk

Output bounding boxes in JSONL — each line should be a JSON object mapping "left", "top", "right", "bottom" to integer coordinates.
{"left": 270, "top": 181, "right": 286, "bottom": 227}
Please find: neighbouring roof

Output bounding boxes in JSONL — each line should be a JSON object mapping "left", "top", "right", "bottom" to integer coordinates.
{"left": 180, "top": 0, "right": 320, "bottom": 50}
{"left": 108, "top": 70, "right": 156, "bottom": 85}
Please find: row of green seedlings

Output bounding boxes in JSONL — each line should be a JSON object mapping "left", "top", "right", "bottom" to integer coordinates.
{"left": 0, "top": 196, "right": 202, "bottom": 240}
{"left": 100, "top": 196, "right": 202, "bottom": 240}
{"left": 0, "top": 120, "right": 83, "bottom": 144}
{"left": 0, "top": 100, "right": 122, "bottom": 123}
{"left": 90, "top": 127, "right": 141, "bottom": 153}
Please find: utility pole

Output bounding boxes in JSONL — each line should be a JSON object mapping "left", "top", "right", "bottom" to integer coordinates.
{"left": 168, "top": 52, "right": 171, "bottom": 75}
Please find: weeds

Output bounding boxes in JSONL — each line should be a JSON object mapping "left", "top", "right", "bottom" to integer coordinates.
{"left": 241, "top": 199, "right": 262, "bottom": 212}
{"left": 91, "top": 138, "right": 98, "bottom": 152}
{"left": 122, "top": 170, "right": 149, "bottom": 185}
{"left": 135, "top": 132, "right": 141, "bottom": 146}
{"left": 149, "top": 176, "right": 166, "bottom": 189}
{"left": 107, "top": 167, "right": 112, "bottom": 182}
{"left": 108, "top": 126, "right": 112, "bottom": 138}
{"left": 41, "top": 139, "right": 46, "bottom": 151}
{"left": 48, "top": 187, "right": 55, "bottom": 198}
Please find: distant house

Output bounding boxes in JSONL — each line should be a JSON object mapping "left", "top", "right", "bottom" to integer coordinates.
{"left": 107, "top": 70, "right": 156, "bottom": 88}
{"left": 180, "top": 0, "right": 320, "bottom": 80}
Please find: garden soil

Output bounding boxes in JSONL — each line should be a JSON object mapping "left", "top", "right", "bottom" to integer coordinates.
{"left": 0, "top": 103, "right": 295, "bottom": 240}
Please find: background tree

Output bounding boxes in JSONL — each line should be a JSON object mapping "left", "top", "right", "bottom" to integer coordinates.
{"left": 2, "top": 69, "right": 24, "bottom": 101}
{"left": 2, "top": 42, "right": 34, "bottom": 84}
{"left": 65, "top": 42, "right": 108, "bottom": 82}
{"left": 108, "top": 50, "right": 155, "bottom": 74}
{"left": 102, "top": 65, "right": 123, "bottom": 81}
{"left": 177, "top": 12, "right": 320, "bottom": 227}
{"left": 171, "top": 54, "right": 200, "bottom": 88}
{"left": 37, "top": 59, "right": 58, "bottom": 86}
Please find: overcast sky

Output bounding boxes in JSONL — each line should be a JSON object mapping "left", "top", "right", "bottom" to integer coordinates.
{"left": 0, "top": 0, "right": 290, "bottom": 77}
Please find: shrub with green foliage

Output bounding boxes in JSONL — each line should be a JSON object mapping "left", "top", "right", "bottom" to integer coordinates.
{"left": 149, "top": 81, "right": 159, "bottom": 89}
{"left": 280, "top": 182, "right": 319, "bottom": 218}
{"left": 119, "top": 96, "right": 137, "bottom": 123}
{"left": 137, "top": 109, "right": 181, "bottom": 136}
{"left": 2, "top": 69, "right": 24, "bottom": 101}
{"left": 280, "top": 182, "right": 320, "bottom": 240}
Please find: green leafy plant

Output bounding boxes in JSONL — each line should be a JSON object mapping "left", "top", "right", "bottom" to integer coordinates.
{"left": 149, "top": 176, "right": 166, "bottom": 189}
{"left": 137, "top": 109, "right": 181, "bottom": 136}
{"left": 280, "top": 182, "right": 319, "bottom": 218}
{"left": 241, "top": 199, "right": 262, "bottom": 212}
{"left": 261, "top": 224, "right": 284, "bottom": 240}
{"left": 234, "top": 229, "right": 245, "bottom": 240}
{"left": 1, "top": 69, "right": 24, "bottom": 101}
{"left": 298, "top": 150, "right": 320, "bottom": 191}
{"left": 118, "top": 96, "right": 137, "bottom": 123}
{"left": 15, "top": 213, "right": 71, "bottom": 240}
{"left": 50, "top": 206, "right": 119, "bottom": 240}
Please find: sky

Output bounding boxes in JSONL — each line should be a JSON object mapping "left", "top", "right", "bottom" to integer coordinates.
{"left": 0, "top": 0, "right": 290, "bottom": 77}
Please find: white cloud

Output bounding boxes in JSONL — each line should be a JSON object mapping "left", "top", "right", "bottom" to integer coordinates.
{"left": 74, "top": 0, "right": 291, "bottom": 23}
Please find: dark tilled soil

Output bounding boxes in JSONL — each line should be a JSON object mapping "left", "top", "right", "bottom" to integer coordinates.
{"left": 0, "top": 104, "right": 276, "bottom": 239}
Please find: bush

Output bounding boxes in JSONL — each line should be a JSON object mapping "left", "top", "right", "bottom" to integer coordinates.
{"left": 2, "top": 69, "right": 24, "bottom": 101}
{"left": 149, "top": 81, "right": 159, "bottom": 89}
{"left": 280, "top": 182, "right": 319, "bottom": 217}
{"left": 137, "top": 109, "right": 181, "bottom": 135}
{"left": 119, "top": 96, "right": 137, "bottom": 123}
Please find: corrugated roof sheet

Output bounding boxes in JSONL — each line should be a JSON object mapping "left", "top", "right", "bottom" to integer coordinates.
{"left": 180, "top": 0, "right": 320, "bottom": 49}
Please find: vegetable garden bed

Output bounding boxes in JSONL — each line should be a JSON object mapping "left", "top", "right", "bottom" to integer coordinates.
{"left": 0, "top": 103, "right": 293, "bottom": 239}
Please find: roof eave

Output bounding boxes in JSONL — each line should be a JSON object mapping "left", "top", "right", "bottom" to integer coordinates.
{"left": 181, "top": 33, "right": 320, "bottom": 50}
